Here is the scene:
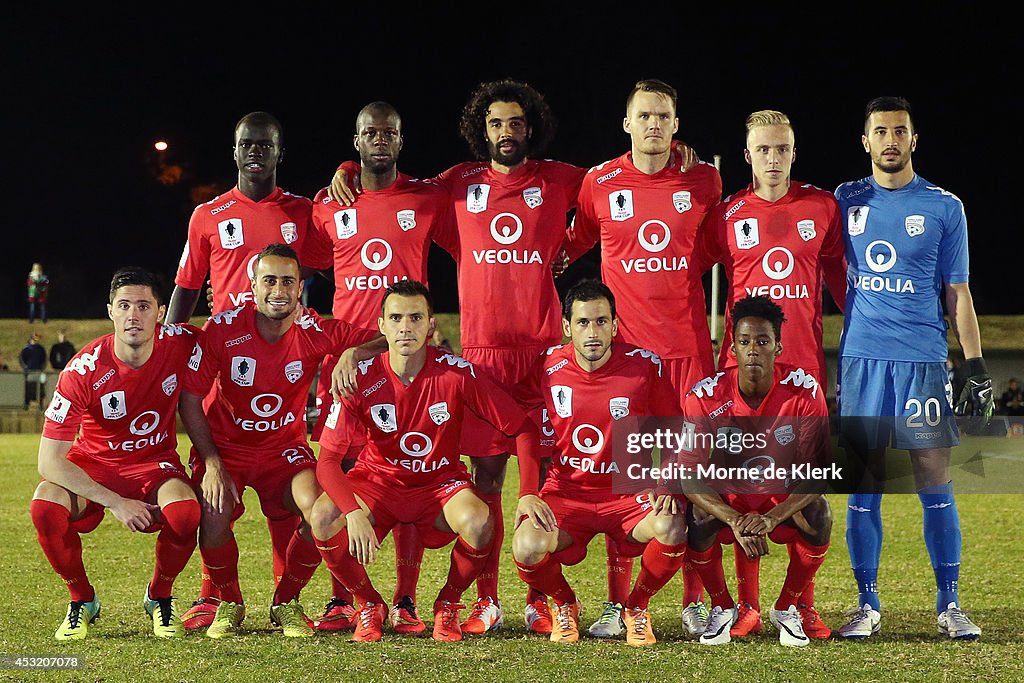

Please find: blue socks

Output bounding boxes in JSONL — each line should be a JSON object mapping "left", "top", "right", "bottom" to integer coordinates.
{"left": 846, "top": 493, "right": 883, "bottom": 611}
{"left": 919, "top": 481, "right": 961, "bottom": 613}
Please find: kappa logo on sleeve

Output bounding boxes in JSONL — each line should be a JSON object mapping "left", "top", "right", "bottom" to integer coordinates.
{"left": 690, "top": 372, "right": 725, "bottom": 399}
{"left": 780, "top": 368, "right": 819, "bottom": 398}
{"left": 45, "top": 391, "right": 71, "bottom": 424}
{"left": 67, "top": 345, "right": 102, "bottom": 376}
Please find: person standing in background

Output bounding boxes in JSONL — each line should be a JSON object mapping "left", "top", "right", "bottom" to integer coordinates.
{"left": 28, "top": 262, "right": 50, "bottom": 323}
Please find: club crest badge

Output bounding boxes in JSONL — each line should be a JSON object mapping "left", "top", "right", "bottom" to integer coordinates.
{"left": 672, "top": 190, "right": 692, "bottom": 213}
{"left": 161, "top": 374, "right": 178, "bottom": 396}
{"left": 523, "top": 186, "right": 543, "bottom": 209}
{"left": 797, "top": 219, "right": 816, "bottom": 241}
{"left": 284, "top": 360, "right": 303, "bottom": 384}
{"left": 905, "top": 214, "right": 926, "bottom": 237}
{"left": 280, "top": 222, "right": 298, "bottom": 244}
{"left": 397, "top": 210, "right": 416, "bottom": 231}
{"left": 774, "top": 425, "right": 795, "bottom": 445}
{"left": 429, "top": 402, "right": 450, "bottom": 425}
{"left": 609, "top": 397, "right": 630, "bottom": 420}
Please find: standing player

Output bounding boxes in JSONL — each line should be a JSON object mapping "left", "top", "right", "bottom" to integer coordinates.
{"left": 33, "top": 267, "right": 201, "bottom": 639}
{"left": 330, "top": 80, "right": 584, "bottom": 634}
{"left": 835, "top": 96, "right": 989, "bottom": 640}
{"left": 179, "top": 244, "right": 381, "bottom": 639}
{"left": 309, "top": 101, "right": 458, "bottom": 633}
{"left": 679, "top": 295, "right": 833, "bottom": 647}
{"left": 168, "top": 111, "right": 333, "bottom": 630}
{"left": 697, "top": 110, "right": 845, "bottom": 638}
{"left": 513, "top": 279, "right": 687, "bottom": 645}
{"left": 309, "top": 280, "right": 544, "bottom": 642}
{"left": 567, "top": 79, "right": 721, "bottom": 637}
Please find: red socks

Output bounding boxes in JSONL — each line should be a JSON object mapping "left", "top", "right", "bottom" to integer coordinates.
{"left": 149, "top": 499, "right": 200, "bottom": 599}
{"left": 200, "top": 537, "right": 243, "bottom": 604}
{"left": 392, "top": 523, "right": 424, "bottom": 603}
{"left": 515, "top": 554, "right": 576, "bottom": 606}
{"left": 688, "top": 544, "right": 733, "bottom": 609}
{"left": 775, "top": 539, "right": 829, "bottom": 611}
{"left": 267, "top": 516, "right": 298, "bottom": 587}
{"left": 437, "top": 537, "right": 491, "bottom": 604}
{"left": 627, "top": 540, "right": 686, "bottom": 609}
{"left": 734, "top": 545, "right": 762, "bottom": 611}
{"left": 31, "top": 500, "right": 94, "bottom": 602}
{"left": 272, "top": 530, "right": 323, "bottom": 605}
{"left": 315, "top": 528, "right": 383, "bottom": 607}
{"left": 476, "top": 493, "right": 503, "bottom": 601}
{"left": 605, "top": 536, "right": 634, "bottom": 604}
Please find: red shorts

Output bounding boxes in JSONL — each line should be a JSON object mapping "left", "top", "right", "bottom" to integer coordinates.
{"left": 66, "top": 450, "right": 190, "bottom": 534}
{"left": 460, "top": 345, "right": 548, "bottom": 458}
{"left": 662, "top": 355, "right": 714, "bottom": 408}
{"left": 346, "top": 467, "right": 473, "bottom": 548}
{"left": 533, "top": 488, "right": 662, "bottom": 566}
{"left": 717, "top": 493, "right": 798, "bottom": 544}
{"left": 189, "top": 442, "right": 316, "bottom": 521}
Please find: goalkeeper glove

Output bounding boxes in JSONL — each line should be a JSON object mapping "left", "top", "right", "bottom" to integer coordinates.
{"left": 954, "top": 357, "right": 993, "bottom": 434}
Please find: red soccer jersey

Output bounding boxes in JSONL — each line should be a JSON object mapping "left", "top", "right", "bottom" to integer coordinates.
{"left": 700, "top": 183, "right": 846, "bottom": 379}
{"left": 183, "top": 304, "right": 377, "bottom": 457}
{"left": 311, "top": 174, "right": 458, "bottom": 326}
{"left": 569, "top": 154, "right": 722, "bottom": 363}
{"left": 679, "top": 363, "right": 830, "bottom": 497}
{"left": 343, "top": 346, "right": 531, "bottom": 487}
{"left": 175, "top": 186, "right": 333, "bottom": 314}
{"left": 42, "top": 324, "right": 200, "bottom": 466}
{"left": 534, "top": 341, "right": 680, "bottom": 501}
{"left": 431, "top": 159, "right": 585, "bottom": 350}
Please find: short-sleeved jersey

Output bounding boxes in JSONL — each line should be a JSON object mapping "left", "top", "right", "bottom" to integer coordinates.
{"left": 679, "top": 363, "right": 830, "bottom": 496}
{"left": 432, "top": 159, "right": 585, "bottom": 350}
{"left": 835, "top": 175, "right": 970, "bottom": 362}
{"left": 534, "top": 342, "right": 680, "bottom": 501}
{"left": 311, "top": 174, "right": 458, "bottom": 325}
{"left": 343, "top": 346, "right": 530, "bottom": 487}
{"left": 42, "top": 324, "right": 200, "bottom": 466}
{"left": 701, "top": 182, "right": 846, "bottom": 378}
{"left": 183, "top": 304, "right": 377, "bottom": 456}
{"left": 570, "top": 154, "right": 722, "bottom": 362}
{"left": 176, "top": 187, "right": 332, "bottom": 313}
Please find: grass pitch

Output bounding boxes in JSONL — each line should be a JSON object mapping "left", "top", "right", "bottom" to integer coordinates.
{"left": 1, "top": 433, "right": 1022, "bottom": 682}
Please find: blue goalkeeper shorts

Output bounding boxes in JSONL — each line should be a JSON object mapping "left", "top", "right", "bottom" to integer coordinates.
{"left": 838, "top": 357, "right": 959, "bottom": 450}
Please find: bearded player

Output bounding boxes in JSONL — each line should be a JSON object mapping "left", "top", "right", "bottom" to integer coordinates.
{"left": 309, "top": 280, "right": 545, "bottom": 642}
{"left": 566, "top": 78, "right": 721, "bottom": 637}
{"left": 512, "top": 279, "right": 686, "bottom": 645}
{"left": 679, "top": 295, "right": 833, "bottom": 647}
{"left": 179, "top": 244, "right": 382, "bottom": 638}
{"left": 34, "top": 267, "right": 201, "bottom": 640}
{"left": 329, "top": 80, "right": 584, "bottom": 635}
{"left": 696, "top": 109, "right": 845, "bottom": 639}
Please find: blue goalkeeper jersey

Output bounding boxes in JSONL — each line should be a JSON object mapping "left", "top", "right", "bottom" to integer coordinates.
{"left": 835, "top": 174, "right": 970, "bottom": 363}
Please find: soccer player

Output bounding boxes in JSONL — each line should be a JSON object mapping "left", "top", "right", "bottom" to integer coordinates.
{"left": 835, "top": 96, "right": 989, "bottom": 641}
{"left": 567, "top": 79, "right": 721, "bottom": 637}
{"left": 179, "top": 244, "right": 382, "bottom": 639}
{"left": 697, "top": 109, "right": 845, "bottom": 639}
{"left": 330, "top": 80, "right": 585, "bottom": 635}
{"left": 679, "top": 295, "right": 833, "bottom": 647}
{"left": 309, "top": 101, "right": 458, "bottom": 633}
{"left": 33, "top": 267, "right": 201, "bottom": 639}
{"left": 513, "top": 279, "right": 686, "bottom": 645}
{"left": 309, "top": 280, "right": 544, "bottom": 642}
{"left": 168, "top": 111, "right": 333, "bottom": 630}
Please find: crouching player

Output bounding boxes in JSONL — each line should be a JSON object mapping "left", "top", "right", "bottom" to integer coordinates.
{"left": 33, "top": 267, "right": 202, "bottom": 639}
{"left": 309, "top": 280, "right": 544, "bottom": 642}
{"left": 512, "top": 279, "right": 686, "bottom": 645}
{"left": 180, "top": 244, "right": 382, "bottom": 639}
{"left": 680, "top": 295, "right": 833, "bottom": 647}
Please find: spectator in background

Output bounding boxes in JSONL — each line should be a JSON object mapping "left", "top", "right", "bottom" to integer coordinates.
{"left": 20, "top": 332, "right": 47, "bottom": 407}
{"left": 27, "top": 263, "right": 50, "bottom": 323}
{"left": 1000, "top": 378, "right": 1024, "bottom": 417}
{"left": 49, "top": 332, "right": 76, "bottom": 371}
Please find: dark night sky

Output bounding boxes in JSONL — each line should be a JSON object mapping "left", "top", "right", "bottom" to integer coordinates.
{"left": 6, "top": 8, "right": 1020, "bottom": 319}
